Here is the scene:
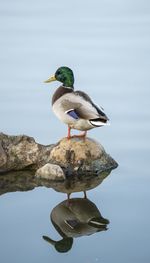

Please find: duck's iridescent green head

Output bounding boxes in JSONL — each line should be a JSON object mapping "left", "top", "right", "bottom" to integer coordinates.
{"left": 44, "top": 66, "right": 74, "bottom": 88}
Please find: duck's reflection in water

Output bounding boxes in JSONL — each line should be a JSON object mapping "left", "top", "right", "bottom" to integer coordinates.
{"left": 0, "top": 168, "right": 112, "bottom": 253}
{"left": 43, "top": 197, "right": 109, "bottom": 253}
{"left": 42, "top": 169, "right": 112, "bottom": 252}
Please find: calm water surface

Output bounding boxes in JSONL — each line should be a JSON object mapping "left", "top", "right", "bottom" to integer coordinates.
{"left": 0, "top": 0, "right": 150, "bottom": 262}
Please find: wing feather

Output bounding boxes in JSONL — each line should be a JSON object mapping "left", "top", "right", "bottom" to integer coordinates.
{"left": 61, "top": 91, "right": 108, "bottom": 121}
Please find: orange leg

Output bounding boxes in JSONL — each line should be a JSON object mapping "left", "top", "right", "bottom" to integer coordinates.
{"left": 67, "top": 126, "right": 71, "bottom": 139}
{"left": 67, "top": 126, "right": 87, "bottom": 139}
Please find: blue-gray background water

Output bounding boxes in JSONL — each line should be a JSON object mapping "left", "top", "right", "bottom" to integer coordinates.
{"left": 0, "top": 0, "right": 150, "bottom": 262}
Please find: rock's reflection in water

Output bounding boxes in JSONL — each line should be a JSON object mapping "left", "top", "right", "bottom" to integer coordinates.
{"left": 0, "top": 169, "right": 112, "bottom": 197}
{"left": 43, "top": 197, "right": 109, "bottom": 253}
{"left": 51, "top": 170, "right": 111, "bottom": 199}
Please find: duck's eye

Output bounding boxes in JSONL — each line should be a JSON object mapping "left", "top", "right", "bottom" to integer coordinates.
{"left": 56, "top": 70, "right": 61, "bottom": 76}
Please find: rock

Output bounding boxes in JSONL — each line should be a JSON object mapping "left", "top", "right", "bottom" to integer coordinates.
{"left": 0, "top": 133, "right": 54, "bottom": 173}
{"left": 49, "top": 137, "right": 118, "bottom": 175}
{"left": 36, "top": 163, "right": 65, "bottom": 181}
{"left": 50, "top": 137, "right": 104, "bottom": 164}
{"left": 0, "top": 142, "right": 7, "bottom": 167}
{"left": 0, "top": 133, "right": 118, "bottom": 176}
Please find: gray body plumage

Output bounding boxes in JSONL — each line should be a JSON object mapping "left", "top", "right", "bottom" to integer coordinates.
{"left": 52, "top": 86, "right": 108, "bottom": 131}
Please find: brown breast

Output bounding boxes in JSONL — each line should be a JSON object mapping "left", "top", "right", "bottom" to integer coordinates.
{"left": 52, "top": 86, "right": 73, "bottom": 105}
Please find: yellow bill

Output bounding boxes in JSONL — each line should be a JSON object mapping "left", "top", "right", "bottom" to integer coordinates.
{"left": 44, "top": 75, "right": 56, "bottom": 83}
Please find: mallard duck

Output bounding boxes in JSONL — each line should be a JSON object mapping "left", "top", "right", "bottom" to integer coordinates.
{"left": 44, "top": 66, "right": 109, "bottom": 139}
{"left": 43, "top": 198, "right": 109, "bottom": 253}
